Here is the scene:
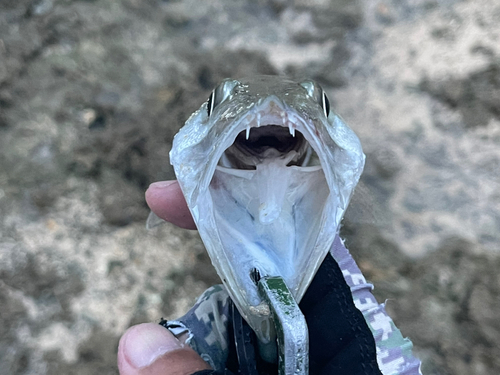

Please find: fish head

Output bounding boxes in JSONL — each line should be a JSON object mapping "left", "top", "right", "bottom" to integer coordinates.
{"left": 170, "top": 76, "right": 365, "bottom": 341}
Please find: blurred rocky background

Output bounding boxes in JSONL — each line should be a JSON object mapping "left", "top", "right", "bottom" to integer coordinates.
{"left": 0, "top": 0, "right": 499, "bottom": 374}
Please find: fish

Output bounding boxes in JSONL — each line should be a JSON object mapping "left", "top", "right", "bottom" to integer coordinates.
{"left": 168, "top": 76, "right": 365, "bottom": 342}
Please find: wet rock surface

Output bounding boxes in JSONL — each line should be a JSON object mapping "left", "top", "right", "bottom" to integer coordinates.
{"left": 0, "top": 0, "right": 499, "bottom": 374}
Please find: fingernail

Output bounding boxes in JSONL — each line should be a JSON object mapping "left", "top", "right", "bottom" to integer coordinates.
{"left": 122, "top": 323, "right": 183, "bottom": 369}
{"left": 148, "top": 181, "right": 176, "bottom": 190}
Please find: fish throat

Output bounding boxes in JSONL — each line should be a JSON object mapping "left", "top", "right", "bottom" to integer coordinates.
{"left": 222, "top": 125, "right": 311, "bottom": 170}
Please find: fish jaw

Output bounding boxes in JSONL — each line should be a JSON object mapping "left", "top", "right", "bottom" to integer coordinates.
{"left": 170, "top": 78, "right": 365, "bottom": 342}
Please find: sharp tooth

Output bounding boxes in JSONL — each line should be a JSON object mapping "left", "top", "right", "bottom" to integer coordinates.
{"left": 288, "top": 122, "right": 295, "bottom": 137}
{"left": 281, "top": 111, "right": 286, "bottom": 126}
{"left": 246, "top": 124, "right": 251, "bottom": 140}
{"left": 256, "top": 113, "right": 261, "bottom": 127}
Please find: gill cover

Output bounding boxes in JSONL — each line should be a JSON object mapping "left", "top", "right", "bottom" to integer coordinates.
{"left": 170, "top": 76, "right": 365, "bottom": 342}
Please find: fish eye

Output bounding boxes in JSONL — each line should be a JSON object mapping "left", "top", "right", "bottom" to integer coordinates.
{"left": 206, "top": 79, "right": 240, "bottom": 117}
{"left": 207, "top": 91, "right": 215, "bottom": 116}
{"left": 299, "top": 80, "right": 330, "bottom": 118}
{"left": 322, "top": 91, "right": 330, "bottom": 118}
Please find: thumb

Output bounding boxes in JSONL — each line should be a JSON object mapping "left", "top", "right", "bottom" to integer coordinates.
{"left": 118, "top": 323, "right": 211, "bottom": 375}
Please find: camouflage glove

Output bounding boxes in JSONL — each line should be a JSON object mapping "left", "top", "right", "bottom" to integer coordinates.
{"left": 161, "top": 237, "right": 422, "bottom": 375}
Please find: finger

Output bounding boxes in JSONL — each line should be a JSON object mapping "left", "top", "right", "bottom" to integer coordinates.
{"left": 145, "top": 181, "right": 196, "bottom": 230}
{"left": 118, "top": 323, "right": 211, "bottom": 375}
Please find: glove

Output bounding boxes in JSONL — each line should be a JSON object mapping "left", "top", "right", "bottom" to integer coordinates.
{"left": 161, "top": 237, "right": 422, "bottom": 375}
{"left": 162, "top": 253, "right": 381, "bottom": 375}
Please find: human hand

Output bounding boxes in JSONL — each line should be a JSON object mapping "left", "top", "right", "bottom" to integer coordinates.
{"left": 145, "top": 181, "right": 196, "bottom": 230}
{"left": 118, "top": 181, "right": 211, "bottom": 375}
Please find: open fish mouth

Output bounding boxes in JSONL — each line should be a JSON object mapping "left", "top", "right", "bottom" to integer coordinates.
{"left": 222, "top": 125, "right": 310, "bottom": 169}
{"left": 209, "top": 97, "right": 328, "bottom": 305}
{"left": 170, "top": 77, "right": 365, "bottom": 341}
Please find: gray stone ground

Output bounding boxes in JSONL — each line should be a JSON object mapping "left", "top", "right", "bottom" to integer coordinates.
{"left": 0, "top": 0, "right": 499, "bottom": 374}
